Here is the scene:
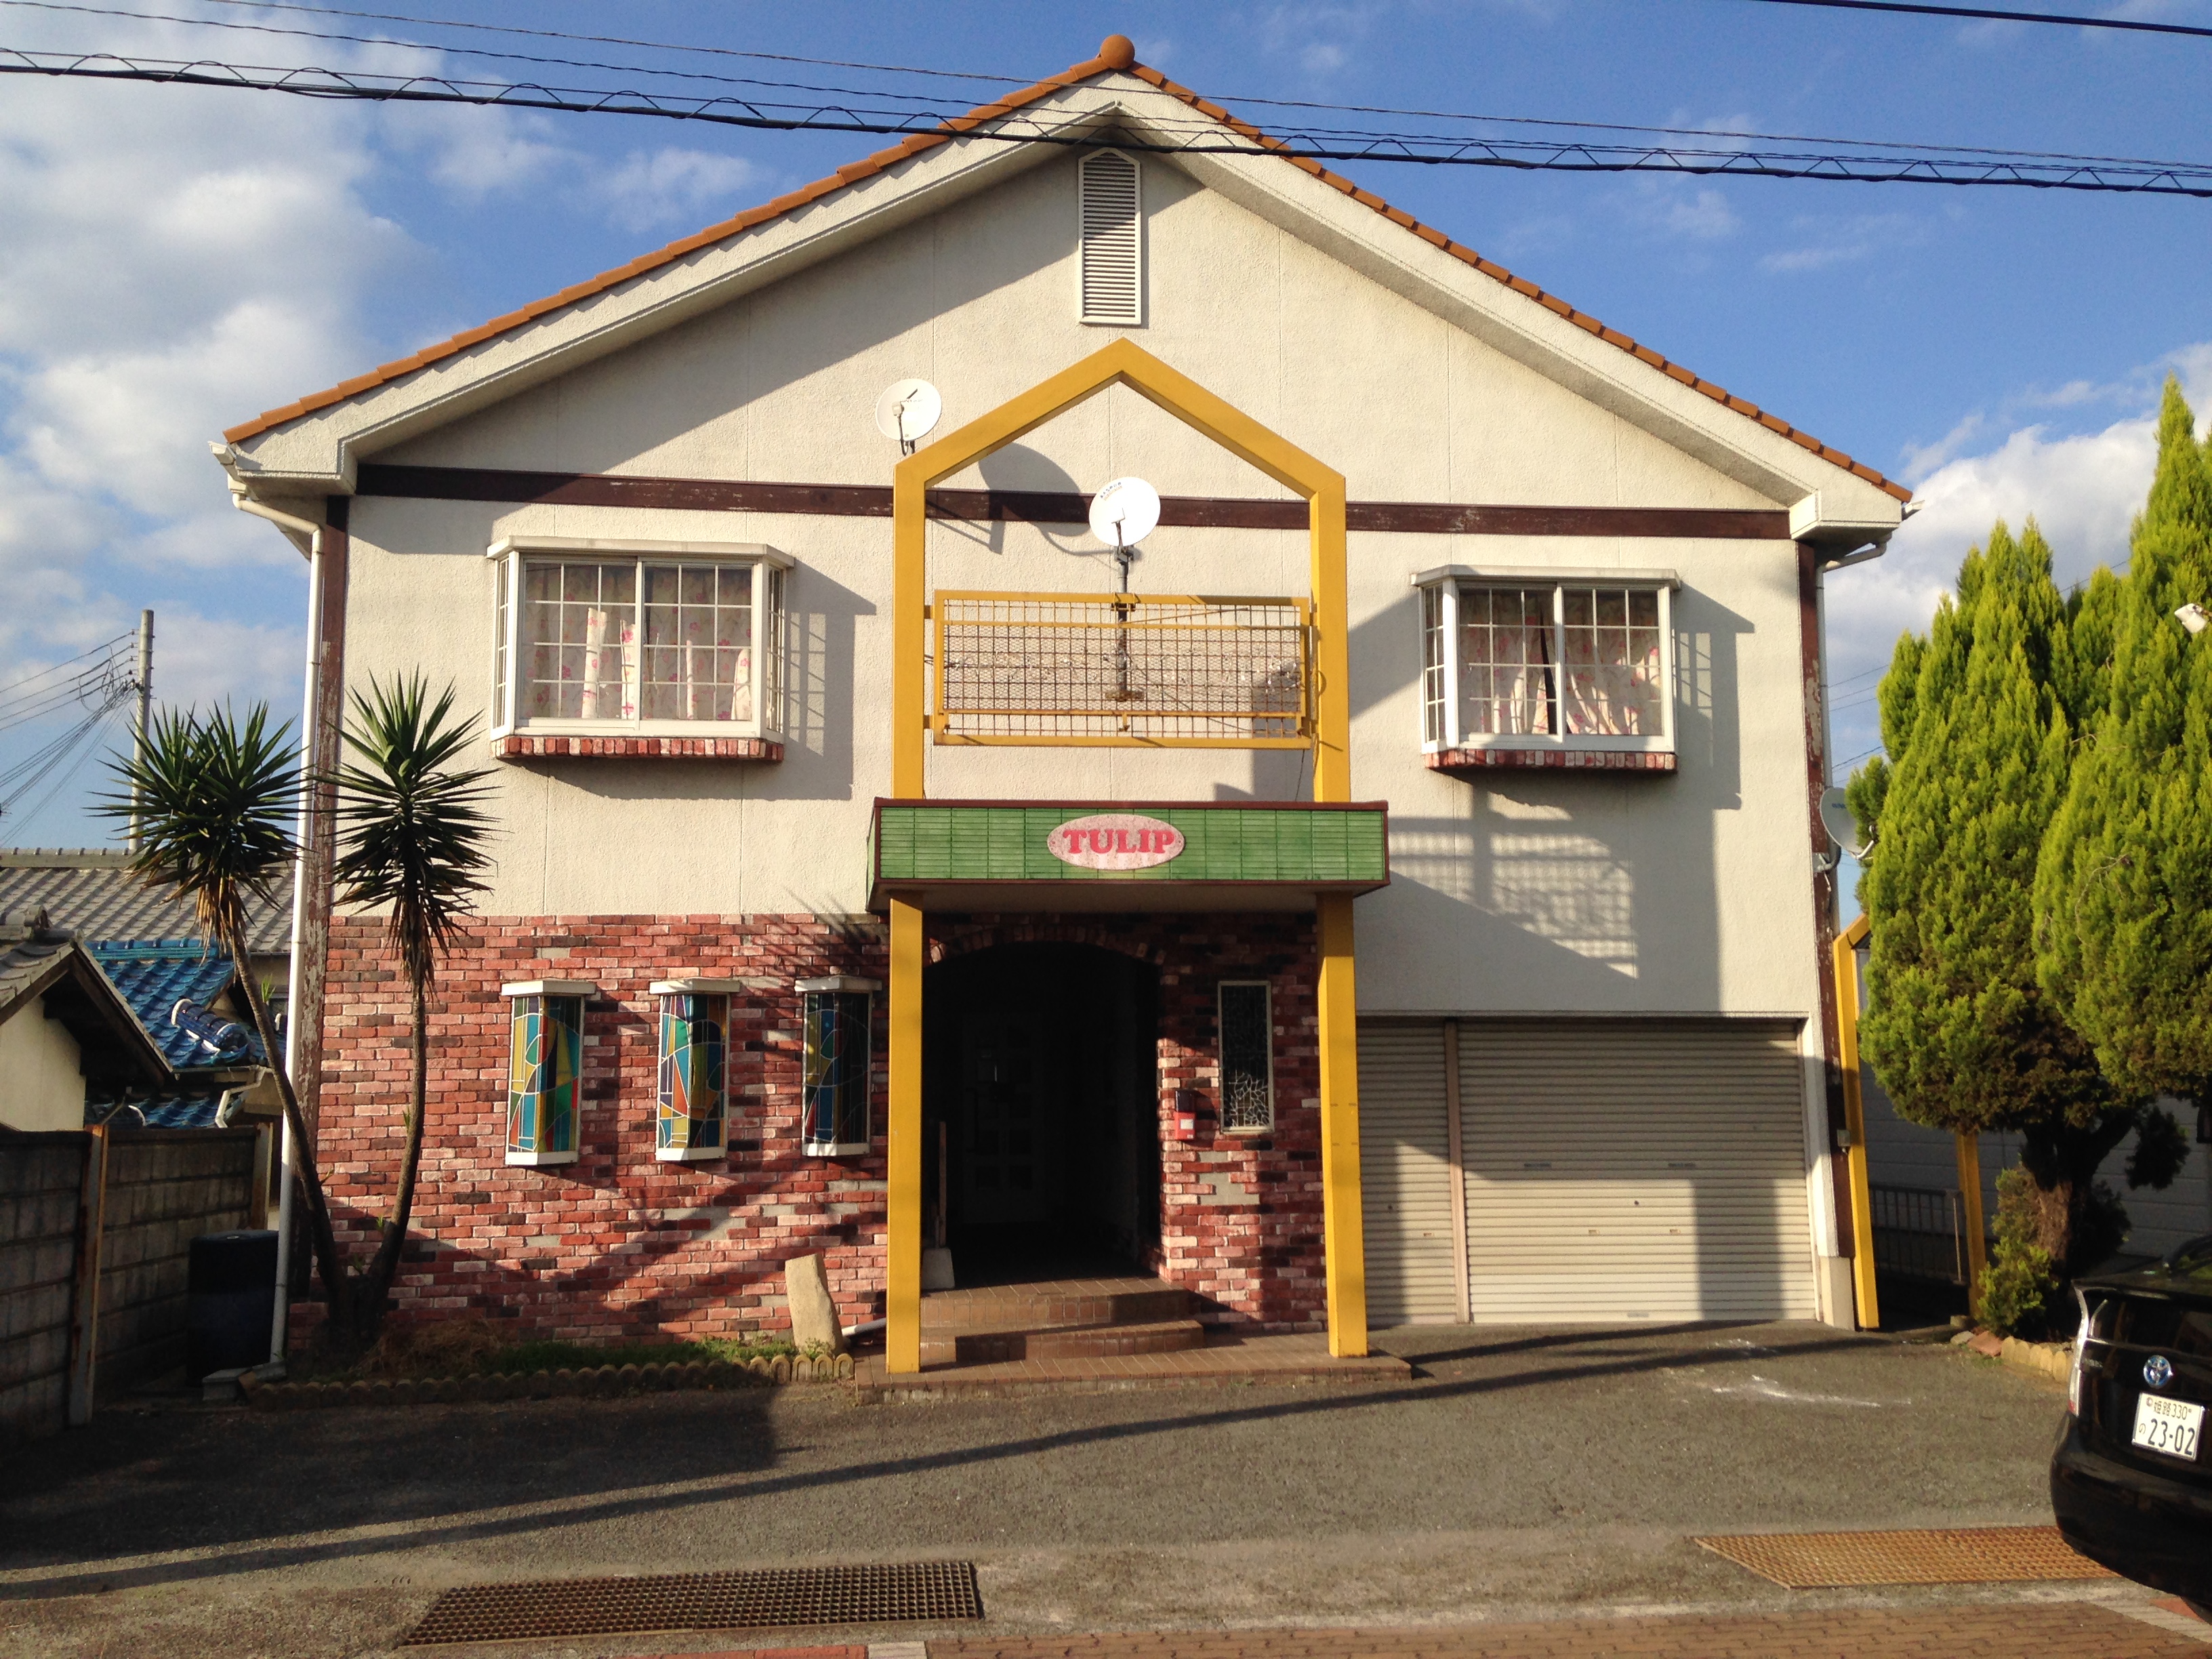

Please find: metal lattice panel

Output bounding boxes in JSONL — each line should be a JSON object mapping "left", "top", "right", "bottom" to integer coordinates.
{"left": 1696, "top": 1527, "right": 2114, "bottom": 1588}
{"left": 403, "top": 1560, "right": 983, "bottom": 1646}
{"left": 934, "top": 592, "right": 1311, "bottom": 745}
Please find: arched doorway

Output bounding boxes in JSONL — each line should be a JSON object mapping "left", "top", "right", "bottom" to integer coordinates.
{"left": 923, "top": 943, "right": 1161, "bottom": 1284}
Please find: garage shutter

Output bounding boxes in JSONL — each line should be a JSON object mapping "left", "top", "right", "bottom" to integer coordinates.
{"left": 1357, "top": 1021, "right": 1460, "bottom": 1326}
{"left": 1458, "top": 1019, "right": 1817, "bottom": 1322}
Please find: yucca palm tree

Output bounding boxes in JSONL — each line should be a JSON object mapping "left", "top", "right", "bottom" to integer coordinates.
{"left": 331, "top": 674, "right": 494, "bottom": 1345}
{"left": 101, "top": 705, "right": 351, "bottom": 1326}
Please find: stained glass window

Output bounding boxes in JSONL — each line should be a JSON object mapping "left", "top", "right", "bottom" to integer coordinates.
{"left": 1218, "top": 981, "right": 1273, "bottom": 1133}
{"left": 654, "top": 988, "right": 728, "bottom": 1162}
{"left": 505, "top": 990, "right": 586, "bottom": 1165}
{"left": 800, "top": 981, "right": 876, "bottom": 1155}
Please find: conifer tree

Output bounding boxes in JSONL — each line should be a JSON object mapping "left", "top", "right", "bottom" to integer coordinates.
{"left": 1858, "top": 521, "right": 2129, "bottom": 1275}
{"left": 2036, "top": 378, "right": 2212, "bottom": 1114}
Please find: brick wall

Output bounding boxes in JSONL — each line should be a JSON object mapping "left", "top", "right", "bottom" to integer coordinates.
{"left": 312, "top": 909, "right": 1324, "bottom": 1343}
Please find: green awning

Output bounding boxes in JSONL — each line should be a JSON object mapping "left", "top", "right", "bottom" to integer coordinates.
{"left": 869, "top": 800, "right": 1389, "bottom": 913}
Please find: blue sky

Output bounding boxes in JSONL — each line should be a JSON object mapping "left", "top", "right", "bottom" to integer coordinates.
{"left": 3, "top": 0, "right": 2209, "bottom": 842}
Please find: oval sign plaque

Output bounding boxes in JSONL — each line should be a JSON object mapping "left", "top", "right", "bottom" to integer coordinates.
{"left": 1047, "top": 813, "right": 1185, "bottom": 871}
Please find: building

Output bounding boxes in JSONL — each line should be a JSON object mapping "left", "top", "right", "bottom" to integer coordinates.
{"left": 213, "top": 38, "right": 1904, "bottom": 1370}
{"left": 0, "top": 912, "right": 171, "bottom": 1132}
{"left": 1, "top": 849, "right": 287, "bottom": 1134}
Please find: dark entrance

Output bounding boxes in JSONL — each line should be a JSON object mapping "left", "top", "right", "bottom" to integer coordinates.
{"left": 923, "top": 943, "right": 1161, "bottom": 1283}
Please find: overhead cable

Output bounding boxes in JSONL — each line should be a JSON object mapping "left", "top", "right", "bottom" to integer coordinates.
{"left": 1734, "top": 0, "right": 2212, "bottom": 40}
{"left": 0, "top": 0, "right": 992, "bottom": 106}
{"left": 20, "top": 0, "right": 2199, "bottom": 171}
{"left": 9, "top": 48, "right": 2212, "bottom": 195}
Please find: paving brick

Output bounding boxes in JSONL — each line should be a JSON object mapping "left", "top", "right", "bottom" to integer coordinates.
{"left": 915, "top": 1605, "right": 2207, "bottom": 1659}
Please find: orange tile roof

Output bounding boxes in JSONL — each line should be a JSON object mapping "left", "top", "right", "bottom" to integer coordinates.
{"left": 224, "top": 35, "right": 1910, "bottom": 504}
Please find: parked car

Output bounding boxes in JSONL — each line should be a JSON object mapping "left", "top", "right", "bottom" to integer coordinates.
{"left": 2051, "top": 1234, "right": 2212, "bottom": 1612}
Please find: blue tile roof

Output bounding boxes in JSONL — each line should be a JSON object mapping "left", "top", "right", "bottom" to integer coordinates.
{"left": 88, "top": 940, "right": 265, "bottom": 1070}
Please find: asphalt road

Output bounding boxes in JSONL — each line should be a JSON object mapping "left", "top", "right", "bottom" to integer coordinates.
{"left": 0, "top": 1322, "right": 2124, "bottom": 1659}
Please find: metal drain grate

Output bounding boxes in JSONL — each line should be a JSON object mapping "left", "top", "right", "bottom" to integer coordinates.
{"left": 1696, "top": 1525, "right": 2117, "bottom": 1588}
{"left": 403, "top": 1559, "right": 981, "bottom": 1646}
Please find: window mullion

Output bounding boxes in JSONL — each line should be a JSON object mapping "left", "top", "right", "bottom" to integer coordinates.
{"left": 1440, "top": 583, "right": 1461, "bottom": 750}
{"left": 1551, "top": 584, "right": 1566, "bottom": 747}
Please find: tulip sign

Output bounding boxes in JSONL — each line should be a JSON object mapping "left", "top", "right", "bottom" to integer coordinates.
{"left": 1046, "top": 813, "right": 1185, "bottom": 871}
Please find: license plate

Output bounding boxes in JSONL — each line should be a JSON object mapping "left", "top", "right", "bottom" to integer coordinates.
{"left": 2132, "top": 1392, "right": 2205, "bottom": 1461}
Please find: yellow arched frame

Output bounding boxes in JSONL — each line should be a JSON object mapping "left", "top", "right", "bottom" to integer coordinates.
{"left": 884, "top": 337, "right": 1368, "bottom": 1372}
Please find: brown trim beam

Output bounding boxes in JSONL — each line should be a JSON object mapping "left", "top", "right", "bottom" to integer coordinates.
{"left": 355, "top": 464, "right": 1789, "bottom": 540}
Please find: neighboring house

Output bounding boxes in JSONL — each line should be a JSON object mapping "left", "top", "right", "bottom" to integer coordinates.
{"left": 215, "top": 37, "right": 1904, "bottom": 1369}
{"left": 0, "top": 912, "right": 171, "bottom": 1132}
{"left": 0, "top": 848, "right": 291, "bottom": 1010}
{"left": 88, "top": 941, "right": 269, "bottom": 1130}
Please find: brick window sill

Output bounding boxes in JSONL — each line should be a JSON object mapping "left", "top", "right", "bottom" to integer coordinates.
{"left": 493, "top": 735, "right": 784, "bottom": 762}
{"left": 1427, "top": 747, "right": 1676, "bottom": 776}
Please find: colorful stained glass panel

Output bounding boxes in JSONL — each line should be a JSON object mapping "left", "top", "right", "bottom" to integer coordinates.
{"left": 657, "top": 993, "right": 727, "bottom": 1158}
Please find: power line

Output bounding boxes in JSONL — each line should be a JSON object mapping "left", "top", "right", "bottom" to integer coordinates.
{"left": 192, "top": 0, "right": 1031, "bottom": 83}
{"left": 1735, "top": 0, "right": 2212, "bottom": 39}
{"left": 12, "top": 48, "right": 2212, "bottom": 195}
{"left": 0, "top": 0, "right": 991, "bottom": 106}
{"left": 22, "top": 1, "right": 2203, "bottom": 174}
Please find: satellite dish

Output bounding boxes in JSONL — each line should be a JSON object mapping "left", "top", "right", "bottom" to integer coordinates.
{"left": 1088, "top": 476, "right": 1161, "bottom": 550}
{"left": 874, "top": 380, "right": 942, "bottom": 450}
{"left": 1818, "top": 786, "right": 1869, "bottom": 857}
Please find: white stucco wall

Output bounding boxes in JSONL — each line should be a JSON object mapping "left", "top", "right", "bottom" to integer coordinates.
{"left": 0, "top": 1000, "right": 85, "bottom": 1132}
{"left": 342, "top": 148, "right": 1828, "bottom": 1026}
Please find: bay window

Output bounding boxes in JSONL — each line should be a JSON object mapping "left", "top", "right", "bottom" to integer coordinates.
{"left": 1415, "top": 567, "right": 1676, "bottom": 758}
{"left": 488, "top": 536, "right": 787, "bottom": 740}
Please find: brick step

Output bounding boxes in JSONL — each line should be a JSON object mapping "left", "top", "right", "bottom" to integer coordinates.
{"left": 920, "top": 1283, "right": 1196, "bottom": 1333}
{"left": 920, "top": 1317, "right": 1208, "bottom": 1367}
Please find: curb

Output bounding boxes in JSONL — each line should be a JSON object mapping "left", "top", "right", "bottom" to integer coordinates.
{"left": 1998, "top": 1335, "right": 2072, "bottom": 1383}
{"left": 241, "top": 1352, "right": 855, "bottom": 1410}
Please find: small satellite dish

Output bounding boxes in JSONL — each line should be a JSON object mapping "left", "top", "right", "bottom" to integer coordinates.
{"left": 874, "top": 380, "right": 942, "bottom": 451}
{"left": 1088, "top": 476, "right": 1161, "bottom": 550}
{"left": 1818, "top": 786, "right": 1869, "bottom": 858}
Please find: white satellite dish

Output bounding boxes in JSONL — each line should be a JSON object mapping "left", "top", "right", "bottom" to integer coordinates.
{"left": 874, "top": 380, "right": 942, "bottom": 450}
{"left": 1088, "top": 476, "right": 1162, "bottom": 550}
{"left": 1818, "top": 786, "right": 1869, "bottom": 857}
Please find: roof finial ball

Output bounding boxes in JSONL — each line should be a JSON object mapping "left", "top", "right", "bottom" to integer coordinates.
{"left": 1099, "top": 35, "right": 1137, "bottom": 69}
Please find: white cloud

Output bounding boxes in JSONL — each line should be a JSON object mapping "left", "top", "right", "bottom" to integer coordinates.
{"left": 1759, "top": 211, "right": 1923, "bottom": 276}
{"left": 587, "top": 148, "right": 764, "bottom": 234}
{"left": 1821, "top": 342, "right": 2212, "bottom": 775}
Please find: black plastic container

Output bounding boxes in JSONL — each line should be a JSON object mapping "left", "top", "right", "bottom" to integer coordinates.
{"left": 186, "top": 1229, "right": 278, "bottom": 1380}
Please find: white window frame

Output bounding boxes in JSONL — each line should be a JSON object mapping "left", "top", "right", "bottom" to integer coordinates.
{"left": 1412, "top": 565, "right": 1679, "bottom": 757}
{"left": 1216, "top": 980, "right": 1275, "bottom": 1136}
{"left": 487, "top": 535, "right": 791, "bottom": 742}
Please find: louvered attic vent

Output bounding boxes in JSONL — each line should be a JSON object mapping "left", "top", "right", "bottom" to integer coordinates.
{"left": 1078, "top": 150, "right": 1143, "bottom": 326}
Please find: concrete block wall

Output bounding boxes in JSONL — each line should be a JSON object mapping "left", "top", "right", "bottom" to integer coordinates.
{"left": 312, "top": 907, "right": 1328, "bottom": 1344}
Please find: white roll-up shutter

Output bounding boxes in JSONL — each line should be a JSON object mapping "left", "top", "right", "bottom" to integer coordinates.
{"left": 1458, "top": 1019, "right": 1817, "bottom": 1322}
{"left": 1078, "top": 150, "right": 1143, "bottom": 325}
{"left": 1357, "top": 1021, "right": 1460, "bottom": 1326}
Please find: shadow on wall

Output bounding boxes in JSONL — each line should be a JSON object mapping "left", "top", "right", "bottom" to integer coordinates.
{"left": 504, "top": 567, "right": 876, "bottom": 806}
{"left": 1362, "top": 582, "right": 1755, "bottom": 1008}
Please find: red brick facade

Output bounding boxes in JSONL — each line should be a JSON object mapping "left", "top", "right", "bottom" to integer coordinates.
{"left": 308, "top": 909, "right": 1325, "bottom": 1343}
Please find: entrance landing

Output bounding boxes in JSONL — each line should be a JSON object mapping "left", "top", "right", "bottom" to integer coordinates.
{"left": 856, "top": 1273, "right": 1412, "bottom": 1398}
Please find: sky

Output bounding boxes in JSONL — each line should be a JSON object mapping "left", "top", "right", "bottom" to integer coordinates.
{"left": 3, "top": 0, "right": 2210, "bottom": 844}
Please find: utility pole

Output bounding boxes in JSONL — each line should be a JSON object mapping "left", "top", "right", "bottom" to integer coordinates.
{"left": 128, "top": 609, "right": 152, "bottom": 853}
